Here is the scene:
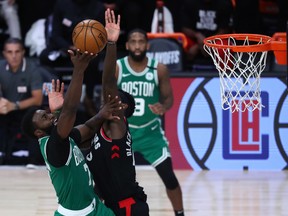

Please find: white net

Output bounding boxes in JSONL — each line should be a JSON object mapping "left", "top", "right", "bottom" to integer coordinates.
{"left": 203, "top": 35, "right": 269, "bottom": 112}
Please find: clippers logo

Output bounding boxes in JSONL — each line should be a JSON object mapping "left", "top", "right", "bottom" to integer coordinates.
{"left": 223, "top": 91, "right": 269, "bottom": 159}
{"left": 176, "top": 77, "right": 288, "bottom": 170}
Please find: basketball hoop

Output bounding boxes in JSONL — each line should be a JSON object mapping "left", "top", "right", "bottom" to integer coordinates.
{"left": 203, "top": 33, "right": 286, "bottom": 112}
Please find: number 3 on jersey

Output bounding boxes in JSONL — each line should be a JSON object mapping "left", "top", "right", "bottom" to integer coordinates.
{"left": 134, "top": 98, "right": 145, "bottom": 116}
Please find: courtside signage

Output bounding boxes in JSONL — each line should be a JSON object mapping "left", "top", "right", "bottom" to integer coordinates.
{"left": 166, "top": 77, "right": 288, "bottom": 170}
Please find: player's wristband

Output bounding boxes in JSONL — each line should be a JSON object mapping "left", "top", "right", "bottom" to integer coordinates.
{"left": 107, "top": 41, "right": 116, "bottom": 45}
{"left": 15, "top": 101, "right": 20, "bottom": 110}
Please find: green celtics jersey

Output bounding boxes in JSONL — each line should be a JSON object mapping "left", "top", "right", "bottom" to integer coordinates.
{"left": 39, "top": 136, "right": 96, "bottom": 215}
{"left": 117, "top": 57, "right": 160, "bottom": 127}
{"left": 117, "top": 57, "right": 170, "bottom": 166}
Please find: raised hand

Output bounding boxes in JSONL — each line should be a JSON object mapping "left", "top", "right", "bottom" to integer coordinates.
{"left": 148, "top": 102, "right": 166, "bottom": 116}
{"left": 105, "top": 8, "right": 121, "bottom": 42}
{"left": 98, "top": 95, "right": 126, "bottom": 121}
{"left": 68, "top": 49, "right": 97, "bottom": 73}
{"left": 45, "top": 79, "right": 65, "bottom": 113}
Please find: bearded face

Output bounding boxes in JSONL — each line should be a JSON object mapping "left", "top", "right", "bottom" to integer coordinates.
{"left": 128, "top": 49, "right": 147, "bottom": 62}
{"left": 126, "top": 32, "right": 148, "bottom": 62}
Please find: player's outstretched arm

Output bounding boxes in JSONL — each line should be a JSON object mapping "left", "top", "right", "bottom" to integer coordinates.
{"left": 57, "top": 50, "right": 96, "bottom": 139}
{"left": 102, "top": 8, "right": 121, "bottom": 102}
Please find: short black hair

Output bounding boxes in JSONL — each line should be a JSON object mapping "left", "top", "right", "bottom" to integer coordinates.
{"left": 118, "top": 89, "right": 135, "bottom": 118}
{"left": 127, "top": 28, "right": 148, "bottom": 42}
{"left": 3, "top": 37, "right": 24, "bottom": 50}
{"left": 21, "top": 107, "right": 39, "bottom": 139}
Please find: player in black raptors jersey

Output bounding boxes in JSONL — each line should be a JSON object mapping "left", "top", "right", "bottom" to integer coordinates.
{"left": 85, "top": 9, "right": 149, "bottom": 216}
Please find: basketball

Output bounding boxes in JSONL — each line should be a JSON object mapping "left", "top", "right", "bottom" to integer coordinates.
{"left": 72, "top": 19, "right": 108, "bottom": 53}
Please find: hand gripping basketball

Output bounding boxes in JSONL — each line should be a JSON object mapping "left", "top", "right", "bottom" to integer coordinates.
{"left": 72, "top": 19, "right": 108, "bottom": 53}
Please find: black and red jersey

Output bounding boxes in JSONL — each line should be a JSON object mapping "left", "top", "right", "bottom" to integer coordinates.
{"left": 85, "top": 126, "right": 147, "bottom": 208}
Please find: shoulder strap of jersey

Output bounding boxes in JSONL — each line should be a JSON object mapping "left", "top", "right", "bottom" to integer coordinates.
{"left": 146, "top": 57, "right": 158, "bottom": 70}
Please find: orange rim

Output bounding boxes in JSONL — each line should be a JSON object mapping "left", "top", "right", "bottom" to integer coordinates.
{"left": 204, "top": 34, "right": 286, "bottom": 52}
{"left": 204, "top": 33, "right": 287, "bottom": 65}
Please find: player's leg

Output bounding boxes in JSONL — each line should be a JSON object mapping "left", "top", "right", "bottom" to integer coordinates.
{"left": 155, "top": 157, "right": 184, "bottom": 216}
{"left": 131, "top": 121, "right": 184, "bottom": 215}
{"left": 136, "top": 143, "right": 185, "bottom": 215}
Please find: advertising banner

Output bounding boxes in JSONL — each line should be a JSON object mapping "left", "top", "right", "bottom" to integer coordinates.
{"left": 165, "top": 77, "right": 288, "bottom": 170}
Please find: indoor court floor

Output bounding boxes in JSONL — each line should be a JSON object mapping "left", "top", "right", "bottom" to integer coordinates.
{"left": 0, "top": 166, "right": 287, "bottom": 216}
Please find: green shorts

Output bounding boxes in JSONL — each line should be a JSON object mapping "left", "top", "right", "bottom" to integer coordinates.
{"left": 130, "top": 118, "right": 171, "bottom": 167}
{"left": 93, "top": 197, "right": 115, "bottom": 216}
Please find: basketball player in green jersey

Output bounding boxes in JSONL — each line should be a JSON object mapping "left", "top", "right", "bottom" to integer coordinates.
{"left": 21, "top": 49, "right": 119, "bottom": 216}
{"left": 116, "top": 29, "right": 185, "bottom": 216}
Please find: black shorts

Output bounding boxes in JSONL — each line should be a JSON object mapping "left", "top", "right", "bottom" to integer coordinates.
{"left": 106, "top": 196, "right": 149, "bottom": 216}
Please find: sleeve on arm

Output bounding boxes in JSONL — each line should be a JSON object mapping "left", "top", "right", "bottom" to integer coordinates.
{"left": 46, "top": 127, "right": 71, "bottom": 167}
{"left": 70, "top": 128, "right": 81, "bottom": 143}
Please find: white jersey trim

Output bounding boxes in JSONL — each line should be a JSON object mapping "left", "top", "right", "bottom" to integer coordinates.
{"left": 153, "top": 60, "right": 159, "bottom": 86}
{"left": 124, "top": 56, "right": 150, "bottom": 76}
{"left": 128, "top": 117, "right": 160, "bottom": 129}
{"left": 40, "top": 136, "right": 51, "bottom": 171}
{"left": 116, "top": 59, "right": 123, "bottom": 85}
{"left": 57, "top": 198, "right": 96, "bottom": 216}
{"left": 66, "top": 138, "right": 73, "bottom": 166}
{"left": 40, "top": 136, "right": 49, "bottom": 159}
{"left": 152, "top": 147, "right": 171, "bottom": 167}
{"left": 39, "top": 136, "right": 72, "bottom": 167}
